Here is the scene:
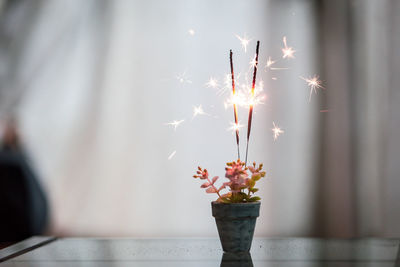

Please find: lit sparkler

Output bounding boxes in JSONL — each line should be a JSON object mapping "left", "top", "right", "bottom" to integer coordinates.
{"left": 235, "top": 34, "right": 251, "bottom": 53}
{"left": 281, "top": 36, "right": 296, "bottom": 59}
{"left": 300, "top": 75, "right": 324, "bottom": 101}
{"left": 230, "top": 50, "right": 241, "bottom": 160}
{"left": 272, "top": 122, "right": 284, "bottom": 140}
{"left": 165, "top": 119, "right": 185, "bottom": 131}
{"left": 188, "top": 29, "right": 195, "bottom": 36}
{"left": 245, "top": 40, "right": 260, "bottom": 166}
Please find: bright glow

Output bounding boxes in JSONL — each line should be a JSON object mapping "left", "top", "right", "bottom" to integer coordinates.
{"left": 205, "top": 77, "right": 218, "bottom": 88}
{"left": 235, "top": 34, "right": 251, "bottom": 53}
{"left": 165, "top": 119, "right": 185, "bottom": 131}
{"left": 224, "top": 78, "right": 265, "bottom": 109}
{"left": 281, "top": 36, "right": 296, "bottom": 59}
{"left": 188, "top": 29, "right": 195, "bottom": 36}
{"left": 272, "top": 121, "right": 284, "bottom": 140}
{"left": 227, "top": 121, "right": 244, "bottom": 134}
{"left": 300, "top": 75, "right": 324, "bottom": 101}
{"left": 168, "top": 150, "right": 177, "bottom": 160}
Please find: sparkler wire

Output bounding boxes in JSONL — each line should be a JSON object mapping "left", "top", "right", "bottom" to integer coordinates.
{"left": 230, "top": 50, "right": 240, "bottom": 160}
{"left": 245, "top": 40, "right": 260, "bottom": 166}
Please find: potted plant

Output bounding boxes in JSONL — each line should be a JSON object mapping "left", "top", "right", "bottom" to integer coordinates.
{"left": 193, "top": 160, "right": 265, "bottom": 253}
{"left": 192, "top": 40, "right": 266, "bottom": 253}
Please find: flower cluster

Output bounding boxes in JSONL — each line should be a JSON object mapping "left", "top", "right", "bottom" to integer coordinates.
{"left": 193, "top": 160, "right": 266, "bottom": 203}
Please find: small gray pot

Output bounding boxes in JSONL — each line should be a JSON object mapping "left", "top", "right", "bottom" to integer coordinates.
{"left": 212, "top": 201, "right": 260, "bottom": 253}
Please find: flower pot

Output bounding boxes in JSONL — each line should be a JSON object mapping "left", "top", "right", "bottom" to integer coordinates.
{"left": 212, "top": 201, "right": 260, "bottom": 253}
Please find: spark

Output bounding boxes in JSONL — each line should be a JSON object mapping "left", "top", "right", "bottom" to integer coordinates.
{"left": 300, "top": 75, "right": 324, "bottom": 101}
{"left": 249, "top": 55, "right": 257, "bottom": 68}
{"left": 165, "top": 119, "right": 185, "bottom": 131}
{"left": 176, "top": 71, "right": 192, "bottom": 84}
{"left": 235, "top": 34, "right": 252, "bottom": 53}
{"left": 192, "top": 105, "right": 207, "bottom": 119}
{"left": 266, "top": 56, "right": 276, "bottom": 68}
{"left": 272, "top": 77, "right": 277, "bottom": 80}
{"left": 168, "top": 150, "right": 177, "bottom": 160}
{"left": 272, "top": 121, "right": 284, "bottom": 140}
{"left": 281, "top": 36, "right": 296, "bottom": 59}
{"left": 227, "top": 121, "right": 244, "bottom": 134}
{"left": 188, "top": 29, "right": 195, "bottom": 36}
{"left": 265, "top": 56, "right": 289, "bottom": 71}
{"left": 205, "top": 77, "right": 219, "bottom": 88}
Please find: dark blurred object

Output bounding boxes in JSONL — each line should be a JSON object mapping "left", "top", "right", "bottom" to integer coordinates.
{"left": 0, "top": 119, "right": 48, "bottom": 242}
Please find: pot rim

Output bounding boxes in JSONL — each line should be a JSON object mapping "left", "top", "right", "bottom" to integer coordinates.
{"left": 211, "top": 201, "right": 261, "bottom": 206}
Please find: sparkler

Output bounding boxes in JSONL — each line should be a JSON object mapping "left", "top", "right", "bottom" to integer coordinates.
{"left": 272, "top": 122, "right": 284, "bottom": 140}
{"left": 245, "top": 40, "right": 260, "bottom": 166}
{"left": 188, "top": 29, "right": 195, "bottom": 36}
{"left": 230, "top": 50, "right": 241, "bottom": 160}
{"left": 282, "top": 36, "right": 296, "bottom": 59}
{"left": 300, "top": 75, "right": 324, "bottom": 101}
{"left": 235, "top": 34, "right": 251, "bottom": 53}
{"left": 165, "top": 119, "right": 184, "bottom": 131}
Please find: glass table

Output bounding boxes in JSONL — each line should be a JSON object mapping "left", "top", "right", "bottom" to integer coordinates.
{"left": 1, "top": 237, "right": 399, "bottom": 266}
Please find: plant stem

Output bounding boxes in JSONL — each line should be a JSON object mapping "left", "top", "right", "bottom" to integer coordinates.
{"left": 206, "top": 177, "right": 222, "bottom": 199}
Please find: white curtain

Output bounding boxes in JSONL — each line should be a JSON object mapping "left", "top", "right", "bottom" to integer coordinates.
{"left": 4, "top": 0, "right": 399, "bottom": 238}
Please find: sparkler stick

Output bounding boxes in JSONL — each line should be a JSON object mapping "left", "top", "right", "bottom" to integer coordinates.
{"left": 245, "top": 40, "right": 260, "bottom": 166}
{"left": 230, "top": 50, "right": 240, "bottom": 160}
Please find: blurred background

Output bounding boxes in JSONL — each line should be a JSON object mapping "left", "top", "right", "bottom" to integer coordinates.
{"left": 0, "top": 0, "right": 399, "bottom": 241}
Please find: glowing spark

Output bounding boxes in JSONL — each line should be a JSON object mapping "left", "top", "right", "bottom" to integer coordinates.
{"left": 272, "top": 122, "right": 284, "bottom": 140}
{"left": 281, "top": 36, "right": 296, "bottom": 59}
{"left": 192, "top": 105, "right": 207, "bottom": 119}
{"left": 266, "top": 56, "right": 276, "bottom": 68}
{"left": 272, "top": 77, "right": 277, "bottom": 80}
{"left": 188, "top": 29, "right": 195, "bottom": 36}
{"left": 249, "top": 56, "right": 257, "bottom": 68}
{"left": 168, "top": 150, "right": 176, "bottom": 160}
{"left": 300, "top": 75, "right": 324, "bottom": 101}
{"left": 235, "top": 34, "right": 251, "bottom": 53}
{"left": 176, "top": 71, "right": 192, "bottom": 84}
{"left": 227, "top": 121, "right": 244, "bottom": 134}
{"left": 165, "top": 119, "right": 184, "bottom": 131}
{"left": 205, "top": 77, "right": 218, "bottom": 88}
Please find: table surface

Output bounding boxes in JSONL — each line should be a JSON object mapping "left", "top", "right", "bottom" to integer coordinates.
{"left": 1, "top": 237, "right": 400, "bottom": 266}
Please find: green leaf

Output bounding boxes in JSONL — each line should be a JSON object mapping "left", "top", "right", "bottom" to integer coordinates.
{"left": 249, "top": 188, "right": 259, "bottom": 193}
{"left": 248, "top": 196, "right": 261, "bottom": 202}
